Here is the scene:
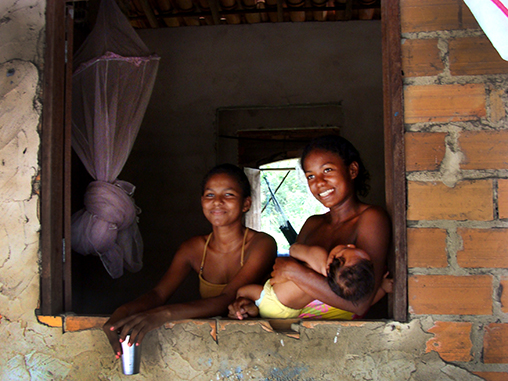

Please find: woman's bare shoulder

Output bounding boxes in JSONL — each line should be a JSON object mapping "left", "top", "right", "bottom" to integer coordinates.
{"left": 248, "top": 229, "right": 277, "bottom": 249}
{"left": 359, "top": 204, "right": 390, "bottom": 224}
{"left": 304, "top": 213, "right": 328, "bottom": 226}
{"left": 176, "top": 234, "right": 208, "bottom": 255}
{"left": 301, "top": 213, "right": 327, "bottom": 231}
{"left": 356, "top": 204, "right": 391, "bottom": 249}
{"left": 295, "top": 213, "right": 328, "bottom": 243}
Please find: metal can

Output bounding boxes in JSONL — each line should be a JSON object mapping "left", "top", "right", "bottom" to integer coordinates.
{"left": 121, "top": 334, "right": 141, "bottom": 375}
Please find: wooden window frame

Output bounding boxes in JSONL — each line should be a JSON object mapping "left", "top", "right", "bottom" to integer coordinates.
{"left": 382, "top": 1, "right": 406, "bottom": 321}
{"left": 40, "top": 2, "right": 406, "bottom": 321}
{"left": 40, "top": 1, "right": 73, "bottom": 316}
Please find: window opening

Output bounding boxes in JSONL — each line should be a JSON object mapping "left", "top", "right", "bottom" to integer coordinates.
{"left": 41, "top": 2, "right": 405, "bottom": 321}
{"left": 259, "top": 158, "right": 327, "bottom": 256}
{"left": 263, "top": 174, "right": 298, "bottom": 247}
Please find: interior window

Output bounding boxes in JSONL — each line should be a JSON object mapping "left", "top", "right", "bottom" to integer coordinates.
{"left": 258, "top": 158, "right": 327, "bottom": 256}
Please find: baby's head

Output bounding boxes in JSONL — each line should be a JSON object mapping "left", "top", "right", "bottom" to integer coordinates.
{"left": 326, "top": 245, "right": 375, "bottom": 305}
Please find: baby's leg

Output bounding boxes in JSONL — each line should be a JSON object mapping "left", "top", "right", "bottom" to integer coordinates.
{"left": 237, "top": 284, "right": 263, "bottom": 301}
{"left": 273, "top": 280, "right": 314, "bottom": 309}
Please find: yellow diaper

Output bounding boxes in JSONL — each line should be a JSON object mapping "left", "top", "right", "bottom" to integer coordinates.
{"left": 255, "top": 280, "right": 302, "bottom": 319}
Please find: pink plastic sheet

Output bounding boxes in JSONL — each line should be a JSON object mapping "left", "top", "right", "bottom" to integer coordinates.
{"left": 71, "top": 0, "right": 160, "bottom": 278}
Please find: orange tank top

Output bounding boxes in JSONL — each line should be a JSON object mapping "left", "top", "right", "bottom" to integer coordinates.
{"left": 198, "top": 228, "right": 249, "bottom": 299}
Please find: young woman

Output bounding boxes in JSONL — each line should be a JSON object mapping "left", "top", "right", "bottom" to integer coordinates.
{"left": 276, "top": 135, "right": 391, "bottom": 318}
{"left": 230, "top": 135, "right": 391, "bottom": 320}
{"left": 103, "top": 164, "right": 277, "bottom": 357}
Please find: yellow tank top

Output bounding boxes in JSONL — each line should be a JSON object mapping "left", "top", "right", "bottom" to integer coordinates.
{"left": 198, "top": 228, "right": 249, "bottom": 299}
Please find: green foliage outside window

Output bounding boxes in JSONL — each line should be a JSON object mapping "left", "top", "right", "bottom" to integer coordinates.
{"left": 260, "top": 159, "right": 327, "bottom": 255}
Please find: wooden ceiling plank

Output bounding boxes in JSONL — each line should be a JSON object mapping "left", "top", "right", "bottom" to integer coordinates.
{"left": 208, "top": 0, "right": 222, "bottom": 24}
{"left": 344, "top": 0, "right": 353, "bottom": 20}
{"left": 276, "top": 0, "right": 284, "bottom": 22}
{"left": 140, "top": 0, "right": 160, "bottom": 27}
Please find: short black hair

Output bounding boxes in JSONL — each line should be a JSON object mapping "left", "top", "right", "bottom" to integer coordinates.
{"left": 300, "top": 135, "right": 370, "bottom": 198}
{"left": 201, "top": 163, "right": 252, "bottom": 199}
{"left": 327, "top": 257, "right": 375, "bottom": 304}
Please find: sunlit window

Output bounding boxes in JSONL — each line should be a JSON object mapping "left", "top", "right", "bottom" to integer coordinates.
{"left": 259, "top": 158, "right": 327, "bottom": 256}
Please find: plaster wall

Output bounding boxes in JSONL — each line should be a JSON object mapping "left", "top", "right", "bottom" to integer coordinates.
{"left": 0, "top": 0, "right": 505, "bottom": 380}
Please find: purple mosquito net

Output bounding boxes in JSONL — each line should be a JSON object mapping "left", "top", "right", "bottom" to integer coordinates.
{"left": 71, "top": 0, "right": 160, "bottom": 278}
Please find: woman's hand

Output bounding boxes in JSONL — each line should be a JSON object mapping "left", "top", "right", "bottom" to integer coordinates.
{"left": 103, "top": 318, "right": 123, "bottom": 358}
{"left": 109, "top": 307, "right": 170, "bottom": 348}
{"left": 228, "top": 297, "right": 259, "bottom": 320}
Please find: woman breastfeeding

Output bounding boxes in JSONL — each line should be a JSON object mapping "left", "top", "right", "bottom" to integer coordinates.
{"left": 270, "top": 135, "right": 391, "bottom": 319}
{"left": 103, "top": 164, "right": 277, "bottom": 358}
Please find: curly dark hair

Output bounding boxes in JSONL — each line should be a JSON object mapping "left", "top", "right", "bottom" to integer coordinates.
{"left": 326, "top": 257, "right": 375, "bottom": 304}
{"left": 300, "top": 135, "right": 370, "bottom": 198}
{"left": 201, "top": 163, "right": 252, "bottom": 199}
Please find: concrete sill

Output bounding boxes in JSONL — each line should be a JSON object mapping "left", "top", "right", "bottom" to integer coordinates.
{"left": 36, "top": 313, "right": 377, "bottom": 341}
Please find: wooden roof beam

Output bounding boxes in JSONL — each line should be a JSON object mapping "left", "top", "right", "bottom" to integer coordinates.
{"left": 140, "top": 0, "right": 160, "bottom": 27}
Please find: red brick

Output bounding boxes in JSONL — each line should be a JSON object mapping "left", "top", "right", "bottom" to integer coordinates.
{"left": 457, "top": 228, "right": 508, "bottom": 268}
{"left": 404, "top": 84, "right": 486, "bottom": 124}
{"left": 405, "top": 132, "right": 446, "bottom": 172}
{"left": 407, "top": 180, "right": 493, "bottom": 221}
{"left": 407, "top": 228, "right": 448, "bottom": 268}
{"left": 400, "top": 0, "right": 478, "bottom": 33}
{"left": 472, "top": 372, "right": 508, "bottom": 381}
{"left": 406, "top": 132, "right": 446, "bottom": 171}
{"left": 484, "top": 323, "right": 508, "bottom": 363}
{"left": 450, "top": 36, "right": 508, "bottom": 75}
{"left": 499, "top": 180, "right": 508, "bottom": 219}
{"left": 459, "top": 131, "right": 508, "bottom": 170}
{"left": 409, "top": 275, "right": 492, "bottom": 315}
{"left": 490, "top": 87, "right": 506, "bottom": 123}
{"left": 425, "top": 321, "right": 473, "bottom": 362}
{"left": 402, "top": 39, "right": 444, "bottom": 77}
{"left": 501, "top": 276, "right": 508, "bottom": 314}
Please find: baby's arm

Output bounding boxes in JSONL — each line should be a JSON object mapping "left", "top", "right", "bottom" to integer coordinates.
{"left": 289, "top": 243, "right": 329, "bottom": 276}
{"left": 371, "top": 272, "right": 393, "bottom": 306}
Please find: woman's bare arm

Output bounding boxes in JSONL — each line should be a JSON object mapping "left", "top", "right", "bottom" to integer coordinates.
{"left": 103, "top": 237, "right": 198, "bottom": 357}
{"left": 289, "top": 243, "right": 329, "bottom": 276}
{"left": 228, "top": 284, "right": 263, "bottom": 320}
{"left": 111, "top": 232, "right": 277, "bottom": 347}
{"left": 271, "top": 208, "right": 391, "bottom": 316}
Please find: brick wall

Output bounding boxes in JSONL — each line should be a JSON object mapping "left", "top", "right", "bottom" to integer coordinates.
{"left": 401, "top": 0, "right": 508, "bottom": 378}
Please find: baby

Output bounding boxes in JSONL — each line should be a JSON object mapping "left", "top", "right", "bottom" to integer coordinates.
{"left": 229, "top": 243, "right": 390, "bottom": 320}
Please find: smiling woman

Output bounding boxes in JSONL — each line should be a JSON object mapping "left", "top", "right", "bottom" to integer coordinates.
{"left": 102, "top": 163, "right": 277, "bottom": 359}
{"left": 269, "top": 135, "right": 392, "bottom": 319}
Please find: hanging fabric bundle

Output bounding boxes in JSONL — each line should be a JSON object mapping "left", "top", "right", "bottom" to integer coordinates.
{"left": 71, "top": 0, "right": 160, "bottom": 278}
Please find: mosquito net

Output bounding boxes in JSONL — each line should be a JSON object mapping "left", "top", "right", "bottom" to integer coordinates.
{"left": 71, "top": 0, "right": 160, "bottom": 278}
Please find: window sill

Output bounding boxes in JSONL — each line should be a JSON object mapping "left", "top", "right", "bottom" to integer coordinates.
{"left": 36, "top": 313, "right": 380, "bottom": 341}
